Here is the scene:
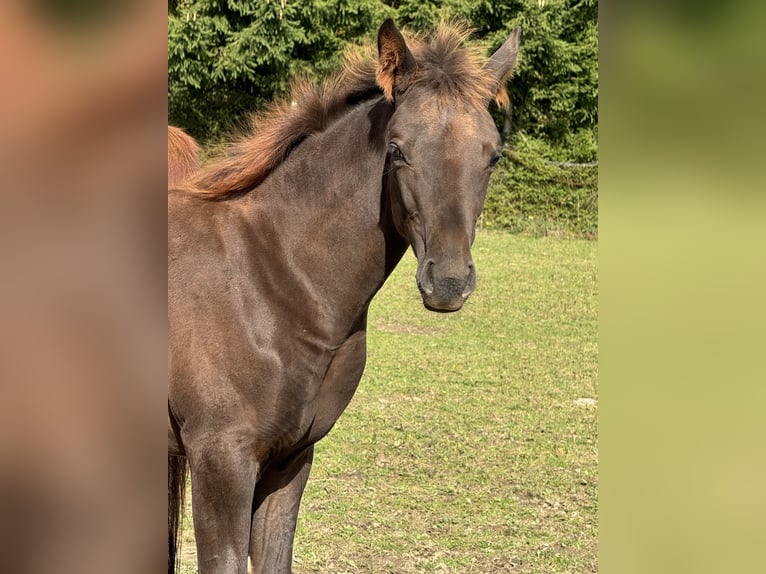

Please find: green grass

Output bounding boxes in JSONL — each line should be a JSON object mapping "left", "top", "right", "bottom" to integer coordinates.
{"left": 179, "top": 231, "right": 598, "bottom": 573}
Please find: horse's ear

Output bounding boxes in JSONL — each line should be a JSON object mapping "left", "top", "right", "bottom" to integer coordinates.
{"left": 376, "top": 19, "right": 417, "bottom": 102}
{"left": 485, "top": 26, "right": 521, "bottom": 108}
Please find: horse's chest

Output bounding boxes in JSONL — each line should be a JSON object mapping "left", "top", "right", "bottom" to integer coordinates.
{"left": 172, "top": 329, "right": 368, "bottom": 461}
{"left": 283, "top": 330, "right": 368, "bottom": 448}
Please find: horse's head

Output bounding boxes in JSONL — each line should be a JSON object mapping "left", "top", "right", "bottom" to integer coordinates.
{"left": 377, "top": 20, "right": 521, "bottom": 312}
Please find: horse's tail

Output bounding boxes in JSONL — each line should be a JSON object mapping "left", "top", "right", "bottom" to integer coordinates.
{"left": 168, "top": 454, "right": 188, "bottom": 574}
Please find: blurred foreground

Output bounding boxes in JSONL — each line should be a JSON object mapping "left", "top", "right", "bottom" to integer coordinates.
{"left": 0, "top": 3, "right": 165, "bottom": 573}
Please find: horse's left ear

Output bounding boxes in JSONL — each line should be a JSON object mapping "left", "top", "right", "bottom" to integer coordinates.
{"left": 376, "top": 19, "right": 417, "bottom": 102}
{"left": 485, "top": 27, "right": 521, "bottom": 108}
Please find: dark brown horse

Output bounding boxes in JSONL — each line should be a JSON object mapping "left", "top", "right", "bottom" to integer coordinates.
{"left": 167, "top": 125, "right": 201, "bottom": 189}
{"left": 168, "top": 20, "right": 520, "bottom": 574}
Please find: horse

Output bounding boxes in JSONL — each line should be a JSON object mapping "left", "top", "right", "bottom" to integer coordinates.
{"left": 167, "top": 125, "right": 201, "bottom": 189}
{"left": 168, "top": 19, "right": 521, "bottom": 574}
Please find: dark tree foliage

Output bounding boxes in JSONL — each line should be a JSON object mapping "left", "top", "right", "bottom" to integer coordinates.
{"left": 169, "top": 0, "right": 391, "bottom": 140}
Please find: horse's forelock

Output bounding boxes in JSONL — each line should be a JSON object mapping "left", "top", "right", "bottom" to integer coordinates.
{"left": 408, "top": 21, "right": 499, "bottom": 108}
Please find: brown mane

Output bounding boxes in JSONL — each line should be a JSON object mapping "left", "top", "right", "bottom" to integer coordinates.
{"left": 186, "top": 21, "right": 507, "bottom": 200}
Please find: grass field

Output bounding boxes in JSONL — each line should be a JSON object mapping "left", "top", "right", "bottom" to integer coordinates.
{"left": 179, "top": 230, "right": 598, "bottom": 573}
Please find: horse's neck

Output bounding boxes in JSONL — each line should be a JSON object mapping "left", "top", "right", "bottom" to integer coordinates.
{"left": 243, "top": 99, "right": 407, "bottom": 337}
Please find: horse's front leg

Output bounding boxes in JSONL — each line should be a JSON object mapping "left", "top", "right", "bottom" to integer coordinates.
{"left": 248, "top": 445, "right": 314, "bottom": 574}
{"left": 248, "top": 329, "right": 367, "bottom": 573}
{"left": 187, "top": 434, "right": 259, "bottom": 574}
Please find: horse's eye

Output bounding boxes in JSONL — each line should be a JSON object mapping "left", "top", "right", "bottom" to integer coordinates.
{"left": 389, "top": 142, "right": 407, "bottom": 164}
{"left": 489, "top": 152, "right": 503, "bottom": 170}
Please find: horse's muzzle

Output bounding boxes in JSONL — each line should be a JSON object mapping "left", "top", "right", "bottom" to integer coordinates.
{"left": 417, "top": 259, "right": 476, "bottom": 312}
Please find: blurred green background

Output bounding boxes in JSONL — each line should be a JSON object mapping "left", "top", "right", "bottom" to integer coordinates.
{"left": 601, "top": 2, "right": 766, "bottom": 573}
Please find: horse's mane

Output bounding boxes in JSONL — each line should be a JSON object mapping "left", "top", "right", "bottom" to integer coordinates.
{"left": 186, "top": 22, "right": 506, "bottom": 200}
{"left": 168, "top": 125, "right": 201, "bottom": 189}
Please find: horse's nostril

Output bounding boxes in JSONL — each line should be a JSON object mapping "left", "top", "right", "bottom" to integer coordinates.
{"left": 426, "top": 261, "right": 435, "bottom": 289}
{"left": 418, "top": 259, "right": 435, "bottom": 295}
{"left": 462, "top": 263, "right": 476, "bottom": 298}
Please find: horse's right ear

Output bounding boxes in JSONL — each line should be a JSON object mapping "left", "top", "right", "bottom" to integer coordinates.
{"left": 376, "top": 19, "right": 417, "bottom": 102}
{"left": 485, "top": 26, "right": 521, "bottom": 108}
